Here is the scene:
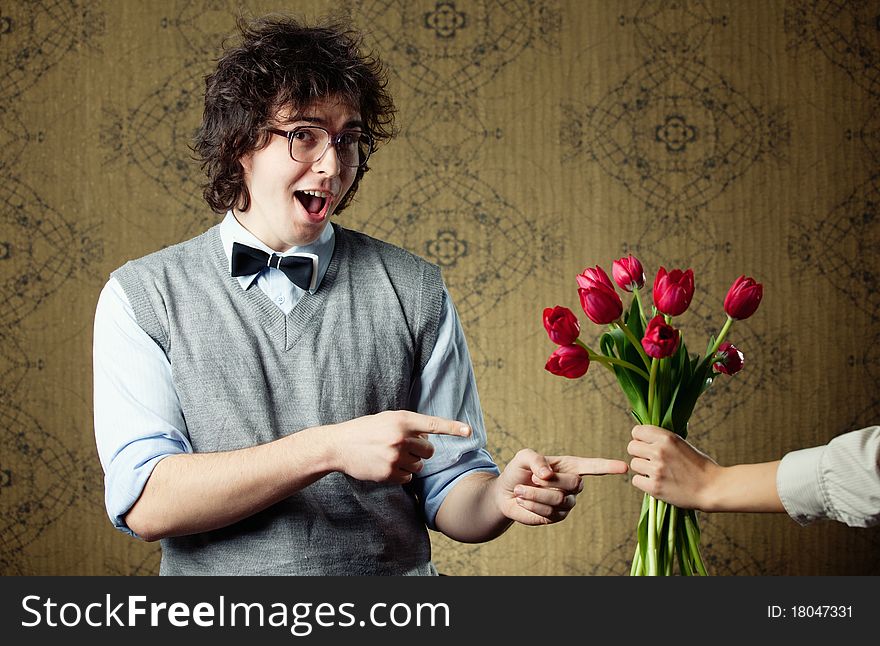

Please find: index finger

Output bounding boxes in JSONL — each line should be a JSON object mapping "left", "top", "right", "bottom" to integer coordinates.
{"left": 400, "top": 411, "right": 472, "bottom": 437}
{"left": 549, "top": 456, "right": 629, "bottom": 476}
{"left": 631, "top": 425, "right": 672, "bottom": 442}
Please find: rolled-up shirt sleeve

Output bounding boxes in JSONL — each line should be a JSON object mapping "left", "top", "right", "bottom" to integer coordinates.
{"left": 777, "top": 426, "right": 880, "bottom": 528}
{"left": 93, "top": 278, "right": 192, "bottom": 536}
{"left": 409, "top": 284, "right": 500, "bottom": 529}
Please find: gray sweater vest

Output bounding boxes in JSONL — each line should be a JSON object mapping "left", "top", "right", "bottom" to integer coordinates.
{"left": 113, "top": 224, "right": 444, "bottom": 575}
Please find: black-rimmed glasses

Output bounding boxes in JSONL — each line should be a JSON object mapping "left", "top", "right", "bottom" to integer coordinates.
{"left": 266, "top": 126, "right": 373, "bottom": 168}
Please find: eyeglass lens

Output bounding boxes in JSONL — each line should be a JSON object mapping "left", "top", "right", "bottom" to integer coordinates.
{"left": 290, "top": 127, "right": 371, "bottom": 167}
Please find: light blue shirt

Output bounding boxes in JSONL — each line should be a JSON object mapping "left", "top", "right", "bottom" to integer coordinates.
{"left": 93, "top": 213, "right": 498, "bottom": 537}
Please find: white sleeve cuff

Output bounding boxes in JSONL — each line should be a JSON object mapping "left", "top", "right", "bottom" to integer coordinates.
{"left": 777, "top": 445, "right": 826, "bottom": 526}
{"left": 778, "top": 429, "right": 880, "bottom": 528}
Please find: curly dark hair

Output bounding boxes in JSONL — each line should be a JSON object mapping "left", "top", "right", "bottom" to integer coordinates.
{"left": 194, "top": 15, "right": 396, "bottom": 214}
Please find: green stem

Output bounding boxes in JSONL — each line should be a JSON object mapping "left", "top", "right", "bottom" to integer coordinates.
{"left": 667, "top": 506, "right": 677, "bottom": 575}
{"left": 684, "top": 512, "right": 708, "bottom": 576}
{"left": 647, "top": 495, "right": 658, "bottom": 576}
{"left": 574, "top": 340, "right": 650, "bottom": 381}
{"left": 616, "top": 318, "right": 652, "bottom": 370}
{"left": 677, "top": 520, "right": 693, "bottom": 576}
{"left": 658, "top": 357, "right": 669, "bottom": 423}
{"left": 647, "top": 358, "right": 660, "bottom": 426}
{"left": 632, "top": 289, "right": 647, "bottom": 327}
{"left": 656, "top": 500, "right": 668, "bottom": 574}
{"left": 596, "top": 355, "right": 650, "bottom": 381}
{"left": 574, "top": 339, "right": 600, "bottom": 356}
{"left": 704, "top": 316, "right": 735, "bottom": 363}
{"left": 631, "top": 543, "right": 641, "bottom": 576}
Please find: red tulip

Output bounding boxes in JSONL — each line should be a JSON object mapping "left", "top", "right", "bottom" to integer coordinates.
{"left": 543, "top": 306, "right": 580, "bottom": 345}
{"left": 578, "top": 283, "right": 623, "bottom": 325}
{"left": 653, "top": 267, "right": 694, "bottom": 316}
{"left": 612, "top": 254, "right": 646, "bottom": 292}
{"left": 713, "top": 342, "right": 744, "bottom": 375}
{"left": 545, "top": 344, "right": 590, "bottom": 379}
{"left": 641, "top": 315, "right": 680, "bottom": 359}
{"left": 576, "top": 265, "right": 615, "bottom": 291}
{"left": 724, "top": 275, "right": 763, "bottom": 320}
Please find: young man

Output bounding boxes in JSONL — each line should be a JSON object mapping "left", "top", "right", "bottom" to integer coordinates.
{"left": 94, "top": 16, "right": 627, "bottom": 575}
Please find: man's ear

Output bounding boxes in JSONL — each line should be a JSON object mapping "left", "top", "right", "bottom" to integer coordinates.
{"left": 239, "top": 154, "right": 252, "bottom": 175}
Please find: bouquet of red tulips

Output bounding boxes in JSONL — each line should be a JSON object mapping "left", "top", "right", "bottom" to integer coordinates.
{"left": 543, "top": 255, "right": 763, "bottom": 575}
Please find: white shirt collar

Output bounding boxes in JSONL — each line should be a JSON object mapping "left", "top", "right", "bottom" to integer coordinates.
{"left": 218, "top": 211, "right": 335, "bottom": 291}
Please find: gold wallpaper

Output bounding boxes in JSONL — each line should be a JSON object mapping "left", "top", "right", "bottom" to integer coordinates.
{"left": 2, "top": 0, "right": 879, "bottom": 575}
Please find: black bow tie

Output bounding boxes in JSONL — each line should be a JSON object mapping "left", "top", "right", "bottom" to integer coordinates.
{"left": 231, "top": 242, "right": 315, "bottom": 291}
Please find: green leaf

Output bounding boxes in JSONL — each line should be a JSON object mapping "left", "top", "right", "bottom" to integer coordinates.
{"left": 655, "top": 500, "right": 670, "bottom": 573}
{"left": 600, "top": 331, "right": 649, "bottom": 420}
{"left": 657, "top": 356, "right": 669, "bottom": 408}
{"left": 615, "top": 366, "right": 649, "bottom": 421}
{"left": 674, "top": 336, "right": 689, "bottom": 382}
{"left": 699, "top": 370, "right": 717, "bottom": 396}
{"left": 676, "top": 518, "right": 693, "bottom": 576}
{"left": 650, "top": 337, "right": 690, "bottom": 433}
{"left": 637, "top": 494, "right": 649, "bottom": 570}
{"left": 656, "top": 500, "right": 669, "bottom": 534}
{"left": 671, "top": 358, "right": 713, "bottom": 439}
{"left": 685, "top": 509, "right": 702, "bottom": 541}
{"left": 617, "top": 306, "right": 650, "bottom": 374}
{"left": 622, "top": 333, "right": 646, "bottom": 373}
{"left": 626, "top": 298, "right": 645, "bottom": 339}
{"left": 599, "top": 329, "right": 623, "bottom": 357}
{"left": 660, "top": 379, "right": 683, "bottom": 430}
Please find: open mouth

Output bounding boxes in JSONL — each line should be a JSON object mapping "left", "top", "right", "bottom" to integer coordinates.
{"left": 295, "top": 190, "right": 333, "bottom": 220}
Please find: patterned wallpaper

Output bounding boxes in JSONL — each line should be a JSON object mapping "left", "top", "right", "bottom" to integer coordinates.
{"left": 1, "top": 0, "right": 878, "bottom": 575}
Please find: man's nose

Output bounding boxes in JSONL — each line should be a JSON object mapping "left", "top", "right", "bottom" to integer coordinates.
{"left": 312, "top": 142, "right": 342, "bottom": 177}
